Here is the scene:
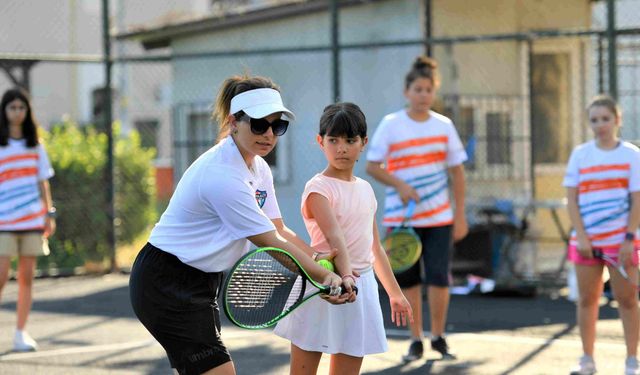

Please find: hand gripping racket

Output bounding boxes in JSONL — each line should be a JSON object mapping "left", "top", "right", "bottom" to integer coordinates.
{"left": 383, "top": 200, "right": 422, "bottom": 274}
{"left": 223, "top": 247, "right": 354, "bottom": 329}
{"left": 593, "top": 248, "right": 640, "bottom": 291}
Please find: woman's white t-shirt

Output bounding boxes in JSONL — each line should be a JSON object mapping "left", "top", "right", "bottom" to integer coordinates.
{"left": 149, "top": 136, "right": 279, "bottom": 272}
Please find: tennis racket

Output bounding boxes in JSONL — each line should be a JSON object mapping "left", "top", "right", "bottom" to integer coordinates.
{"left": 223, "top": 247, "right": 353, "bottom": 329}
{"left": 593, "top": 248, "right": 640, "bottom": 291}
{"left": 383, "top": 199, "right": 422, "bottom": 274}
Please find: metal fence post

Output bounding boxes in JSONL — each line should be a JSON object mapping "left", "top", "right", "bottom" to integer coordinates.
{"left": 607, "top": 0, "right": 618, "bottom": 99}
{"left": 102, "top": 0, "right": 117, "bottom": 272}
{"left": 330, "top": 0, "right": 340, "bottom": 103}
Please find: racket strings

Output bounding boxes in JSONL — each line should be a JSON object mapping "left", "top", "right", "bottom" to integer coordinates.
{"left": 225, "top": 250, "right": 305, "bottom": 327}
{"left": 383, "top": 230, "right": 422, "bottom": 273}
{"left": 386, "top": 234, "right": 419, "bottom": 255}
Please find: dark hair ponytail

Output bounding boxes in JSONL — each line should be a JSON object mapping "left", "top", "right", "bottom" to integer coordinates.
{"left": 404, "top": 56, "right": 440, "bottom": 89}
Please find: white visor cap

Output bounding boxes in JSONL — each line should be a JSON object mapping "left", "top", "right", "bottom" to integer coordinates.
{"left": 229, "top": 88, "right": 295, "bottom": 120}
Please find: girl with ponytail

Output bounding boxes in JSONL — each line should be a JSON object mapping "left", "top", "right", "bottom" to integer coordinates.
{"left": 366, "top": 56, "right": 468, "bottom": 361}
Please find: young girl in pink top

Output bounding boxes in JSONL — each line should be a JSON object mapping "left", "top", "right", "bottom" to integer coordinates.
{"left": 274, "top": 102, "right": 413, "bottom": 375}
{"left": 564, "top": 95, "right": 640, "bottom": 375}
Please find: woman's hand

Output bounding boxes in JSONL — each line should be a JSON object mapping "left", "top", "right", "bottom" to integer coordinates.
{"left": 576, "top": 233, "right": 593, "bottom": 259}
{"left": 314, "top": 249, "right": 360, "bottom": 277}
{"left": 315, "top": 248, "right": 337, "bottom": 261}
{"left": 389, "top": 293, "right": 413, "bottom": 327}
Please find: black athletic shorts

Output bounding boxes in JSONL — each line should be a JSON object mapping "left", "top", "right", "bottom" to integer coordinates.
{"left": 393, "top": 225, "right": 453, "bottom": 288}
{"left": 129, "top": 243, "right": 231, "bottom": 375}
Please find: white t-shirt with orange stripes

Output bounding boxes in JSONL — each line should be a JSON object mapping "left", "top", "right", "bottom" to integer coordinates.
{"left": 367, "top": 110, "right": 467, "bottom": 228}
{"left": 0, "top": 139, "right": 54, "bottom": 231}
{"left": 563, "top": 140, "right": 640, "bottom": 247}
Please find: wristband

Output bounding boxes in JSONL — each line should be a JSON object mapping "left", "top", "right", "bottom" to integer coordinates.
{"left": 46, "top": 207, "right": 57, "bottom": 218}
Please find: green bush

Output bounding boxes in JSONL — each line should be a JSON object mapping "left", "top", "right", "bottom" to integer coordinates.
{"left": 42, "top": 122, "right": 157, "bottom": 269}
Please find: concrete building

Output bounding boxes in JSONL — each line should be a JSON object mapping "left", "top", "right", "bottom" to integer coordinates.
{"left": 118, "top": 0, "right": 596, "bottom": 241}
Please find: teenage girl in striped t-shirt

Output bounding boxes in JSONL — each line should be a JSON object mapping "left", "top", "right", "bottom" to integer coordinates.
{"left": 0, "top": 88, "right": 55, "bottom": 352}
{"left": 565, "top": 95, "right": 640, "bottom": 375}
{"left": 366, "top": 56, "right": 468, "bottom": 361}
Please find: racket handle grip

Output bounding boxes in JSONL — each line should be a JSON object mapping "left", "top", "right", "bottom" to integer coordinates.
{"left": 327, "top": 285, "right": 359, "bottom": 296}
{"left": 406, "top": 200, "right": 416, "bottom": 218}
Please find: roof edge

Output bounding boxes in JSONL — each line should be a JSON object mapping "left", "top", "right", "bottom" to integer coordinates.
{"left": 115, "top": 0, "right": 385, "bottom": 50}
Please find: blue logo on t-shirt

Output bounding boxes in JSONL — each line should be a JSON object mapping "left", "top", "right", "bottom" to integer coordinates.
{"left": 255, "top": 190, "right": 267, "bottom": 208}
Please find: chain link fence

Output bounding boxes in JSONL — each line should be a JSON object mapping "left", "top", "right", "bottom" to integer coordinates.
{"left": 2, "top": 0, "right": 640, "bottom": 280}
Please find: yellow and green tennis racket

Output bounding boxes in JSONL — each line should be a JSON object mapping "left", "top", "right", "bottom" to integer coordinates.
{"left": 383, "top": 200, "right": 422, "bottom": 274}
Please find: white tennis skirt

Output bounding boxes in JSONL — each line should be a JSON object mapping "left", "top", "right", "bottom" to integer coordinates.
{"left": 273, "top": 269, "right": 388, "bottom": 357}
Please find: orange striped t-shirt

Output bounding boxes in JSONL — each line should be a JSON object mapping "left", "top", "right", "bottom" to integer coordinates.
{"left": 563, "top": 140, "right": 640, "bottom": 247}
{"left": 367, "top": 110, "right": 467, "bottom": 227}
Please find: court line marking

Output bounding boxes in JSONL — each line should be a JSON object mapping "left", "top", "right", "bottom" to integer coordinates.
{"left": 0, "top": 339, "right": 158, "bottom": 361}
{"left": 385, "top": 328, "right": 627, "bottom": 349}
{"left": 0, "top": 328, "right": 625, "bottom": 362}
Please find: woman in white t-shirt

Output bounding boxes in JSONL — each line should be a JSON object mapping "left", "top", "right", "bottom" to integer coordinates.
{"left": 129, "top": 75, "right": 347, "bottom": 375}
{"left": 0, "top": 88, "right": 55, "bottom": 353}
{"left": 564, "top": 95, "right": 640, "bottom": 375}
{"left": 366, "top": 56, "right": 468, "bottom": 361}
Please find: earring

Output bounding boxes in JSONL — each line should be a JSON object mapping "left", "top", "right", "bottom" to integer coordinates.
{"left": 233, "top": 129, "right": 238, "bottom": 135}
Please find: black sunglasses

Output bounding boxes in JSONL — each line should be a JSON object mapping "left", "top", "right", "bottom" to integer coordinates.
{"left": 242, "top": 115, "right": 289, "bottom": 136}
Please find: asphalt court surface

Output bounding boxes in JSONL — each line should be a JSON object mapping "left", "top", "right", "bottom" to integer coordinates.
{"left": 0, "top": 274, "right": 632, "bottom": 374}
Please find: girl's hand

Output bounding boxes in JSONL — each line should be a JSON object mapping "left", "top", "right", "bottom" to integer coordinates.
{"left": 453, "top": 214, "right": 468, "bottom": 243}
{"left": 576, "top": 233, "right": 593, "bottom": 259}
{"left": 389, "top": 293, "right": 413, "bottom": 327}
{"left": 44, "top": 217, "right": 56, "bottom": 238}
{"left": 340, "top": 275, "right": 358, "bottom": 303}
{"left": 620, "top": 240, "right": 634, "bottom": 268}
{"left": 397, "top": 183, "right": 420, "bottom": 206}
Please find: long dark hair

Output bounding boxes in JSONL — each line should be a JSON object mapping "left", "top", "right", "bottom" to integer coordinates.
{"left": 0, "top": 88, "right": 40, "bottom": 147}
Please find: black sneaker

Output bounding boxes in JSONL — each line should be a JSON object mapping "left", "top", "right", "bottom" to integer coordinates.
{"left": 402, "top": 340, "right": 424, "bottom": 362}
{"left": 431, "top": 336, "right": 456, "bottom": 359}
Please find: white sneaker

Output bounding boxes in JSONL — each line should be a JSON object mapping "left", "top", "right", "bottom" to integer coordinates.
{"left": 570, "top": 355, "right": 596, "bottom": 375}
{"left": 626, "top": 357, "right": 640, "bottom": 375}
{"left": 13, "top": 330, "right": 38, "bottom": 352}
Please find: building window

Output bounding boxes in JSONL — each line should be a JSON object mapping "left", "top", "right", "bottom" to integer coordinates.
{"left": 134, "top": 119, "right": 159, "bottom": 150}
{"left": 173, "top": 103, "right": 216, "bottom": 177}
{"left": 187, "top": 112, "right": 216, "bottom": 163}
{"left": 486, "top": 112, "right": 511, "bottom": 164}
{"left": 531, "top": 52, "right": 571, "bottom": 164}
